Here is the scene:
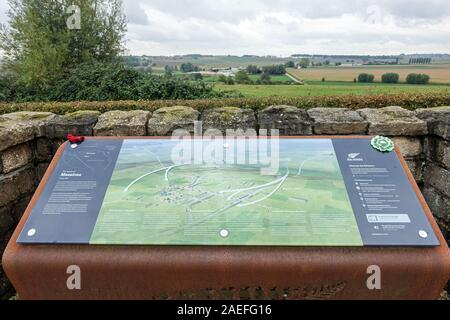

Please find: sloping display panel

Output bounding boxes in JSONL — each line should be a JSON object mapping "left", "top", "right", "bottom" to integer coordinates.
{"left": 17, "top": 138, "right": 439, "bottom": 247}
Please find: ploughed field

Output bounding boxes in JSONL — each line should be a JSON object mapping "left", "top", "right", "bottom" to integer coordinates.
{"left": 287, "top": 65, "right": 450, "bottom": 84}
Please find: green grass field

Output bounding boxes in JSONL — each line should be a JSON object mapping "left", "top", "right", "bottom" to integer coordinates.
{"left": 214, "top": 81, "right": 450, "bottom": 97}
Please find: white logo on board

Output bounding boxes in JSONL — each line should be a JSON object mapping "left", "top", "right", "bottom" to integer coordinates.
{"left": 347, "top": 153, "right": 363, "bottom": 162}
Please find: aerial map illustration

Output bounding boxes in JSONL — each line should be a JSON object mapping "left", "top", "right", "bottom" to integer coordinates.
{"left": 90, "top": 139, "right": 363, "bottom": 246}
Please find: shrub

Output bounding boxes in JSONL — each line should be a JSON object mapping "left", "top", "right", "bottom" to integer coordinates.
{"left": 218, "top": 74, "right": 227, "bottom": 83}
{"left": 358, "top": 73, "right": 375, "bottom": 83}
{"left": 285, "top": 61, "right": 296, "bottom": 68}
{"left": 262, "top": 65, "right": 286, "bottom": 75}
{"left": 235, "top": 70, "right": 253, "bottom": 84}
{"left": 180, "top": 63, "right": 199, "bottom": 73}
{"left": 0, "top": 62, "right": 226, "bottom": 102}
{"left": 226, "top": 77, "right": 235, "bottom": 85}
{"left": 246, "top": 65, "right": 261, "bottom": 74}
{"left": 381, "top": 73, "right": 400, "bottom": 84}
{"left": 191, "top": 73, "right": 203, "bottom": 81}
{"left": 406, "top": 73, "right": 431, "bottom": 85}
{"left": 1, "top": 92, "right": 448, "bottom": 116}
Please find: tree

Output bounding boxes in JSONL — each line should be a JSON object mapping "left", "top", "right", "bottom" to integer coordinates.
{"left": 298, "top": 58, "right": 310, "bottom": 68}
{"left": 285, "top": 61, "right": 295, "bottom": 68}
{"left": 192, "top": 73, "right": 203, "bottom": 81}
{"left": 180, "top": 62, "right": 198, "bottom": 73}
{"left": 358, "top": 73, "right": 375, "bottom": 83}
{"left": 218, "top": 74, "right": 228, "bottom": 83}
{"left": 235, "top": 70, "right": 252, "bottom": 84}
{"left": 246, "top": 65, "right": 260, "bottom": 74}
{"left": 262, "top": 65, "right": 286, "bottom": 75}
{"left": 0, "top": 0, "right": 126, "bottom": 90}
{"left": 381, "top": 73, "right": 400, "bottom": 84}
{"left": 406, "top": 73, "right": 430, "bottom": 85}
{"left": 164, "top": 65, "right": 173, "bottom": 76}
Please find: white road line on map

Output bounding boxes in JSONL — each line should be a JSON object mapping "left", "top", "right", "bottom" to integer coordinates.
{"left": 165, "top": 164, "right": 185, "bottom": 182}
{"left": 124, "top": 167, "right": 169, "bottom": 192}
{"left": 124, "top": 164, "right": 186, "bottom": 192}
{"left": 223, "top": 175, "right": 287, "bottom": 200}
{"left": 238, "top": 170, "right": 289, "bottom": 207}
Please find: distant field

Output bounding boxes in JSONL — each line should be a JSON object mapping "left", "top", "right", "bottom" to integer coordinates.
{"left": 150, "top": 56, "right": 295, "bottom": 69}
{"left": 287, "top": 65, "right": 450, "bottom": 84}
{"left": 215, "top": 81, "right": 450, "bottom": 97}
{"left": 201, "top": 74, "right": 293, "bottom": 83}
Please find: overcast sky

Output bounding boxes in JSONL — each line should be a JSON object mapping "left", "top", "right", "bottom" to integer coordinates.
{"left": 1, "top": 0, "right": 450, "bottom": 56}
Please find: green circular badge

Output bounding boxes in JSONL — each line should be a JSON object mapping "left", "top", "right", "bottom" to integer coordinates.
{"left": 371, "top": 136, "right": 395, "bottom": 153}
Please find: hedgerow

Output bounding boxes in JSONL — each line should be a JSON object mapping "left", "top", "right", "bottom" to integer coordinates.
{"left": 0, "top": 92, "right": 448, "bottom": 115}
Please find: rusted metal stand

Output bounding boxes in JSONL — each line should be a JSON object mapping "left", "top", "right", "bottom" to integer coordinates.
{"left": 3, "top": 138, "right": 450, "bottom": 300}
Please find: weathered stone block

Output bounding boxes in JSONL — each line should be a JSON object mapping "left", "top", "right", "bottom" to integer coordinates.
{"left": 359, "top": 106, "right": 428, "bottom": 136}
{"left": 36, "top": 162, "right": 50, "bottom": 181}
{"left": 258, "top": 105, "right": 312, "bottom": 135}
{"left": 202, "top": 107, "right": 256, "bottom": 135}
{"left": 36, "top": 138, "right": 53, "bottom": 162}
{"left": 94, "top": 110, "right": 150, "bottom": 136}
{"left": 307, "top": 108, "right": 368, "bottom": 134}
{"left": 424, "top": 137, "right": 450, "bottom": 170}
{"left": 0, "top": 114, "right": 53, "bottom": 154}
{"left": 0, "top": 143, "right": 33, "bottom": 174}
{"left": 423, "top": 164, "right": 450, "bottom": 197}
{"left": 35, "top": 138, "right": 65, "bottom": 163}
{"left": 416, "top": 106, "right": 450, "bottom": 140}
{"left": 0, "top": 166, "right": 36, "bottom": 208}
{"left": 422, "top": 186, "right": 450, "bottom": 221}
{"left": 0, "top": 112, "right": 56, "bottom": 137}
{"left": 392, "top": 137, "right": 423, "bottom": 158}
{"left": 46, "top": 111, "right": 101, "bottom": 139}
{"left": 148, "top": 106, "right": 200, "bottom": 136}
{"left": 405, "top": 159, "right": 424, "bottom": 184}
{"left": 0, "top": 205, "right": 14, "bottom": 237}
{"left": 0, "top": 121, "right": 33, "bottom": 153}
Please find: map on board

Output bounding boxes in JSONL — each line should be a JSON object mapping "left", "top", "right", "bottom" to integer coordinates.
{"left": 17, "top": 138, "right": 440, "bottom": 247}
{"left": 90, "top": 139, "right": 362, "bottom": 246}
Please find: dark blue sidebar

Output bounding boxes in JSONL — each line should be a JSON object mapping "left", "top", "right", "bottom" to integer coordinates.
{"left": 333, "top": 138, "right": 439, "bottom": 246}
{"left": 17, "top": 140, "right": 123, "bottom": 244}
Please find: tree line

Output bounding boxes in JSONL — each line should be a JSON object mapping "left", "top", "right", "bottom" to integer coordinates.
{"left": 356, "top": 73, "right": 430, "bottom": 84}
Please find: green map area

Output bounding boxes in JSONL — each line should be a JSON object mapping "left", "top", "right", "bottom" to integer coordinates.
{"left": 90, "top": 139, "right": 363, "bottom": 246}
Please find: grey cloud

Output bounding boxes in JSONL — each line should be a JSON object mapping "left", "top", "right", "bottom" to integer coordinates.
{"left": 1, "top": 0, "right": 450, "bottom": 56}
{"left": 123, "top": 1, "right": 149, "bottom": 25}
{"left": 127, "top": 0, "right": 450, "bottom": 21}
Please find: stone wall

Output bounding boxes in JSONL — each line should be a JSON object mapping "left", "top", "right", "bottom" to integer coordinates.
{"left": 1, "top": 105, "right": 449, "bottom": 299}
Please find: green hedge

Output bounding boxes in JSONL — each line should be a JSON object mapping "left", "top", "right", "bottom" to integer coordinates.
{"left": 0, "top": 92, "right": 449, "bottom": 115}
{"left": 358, "top": 73, "right": 375, "bottom": 83}
{"left": 406, "top": 73, "right": 431, "bottom": 85}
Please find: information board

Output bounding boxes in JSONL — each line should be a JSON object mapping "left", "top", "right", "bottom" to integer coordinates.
{"left": 18, "top": 138, "right": 439, "bottom": 246}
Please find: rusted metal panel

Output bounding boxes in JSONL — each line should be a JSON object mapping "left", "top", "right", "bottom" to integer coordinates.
{"left": 3, "top": 137, "right": 450, "bottom": 300}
